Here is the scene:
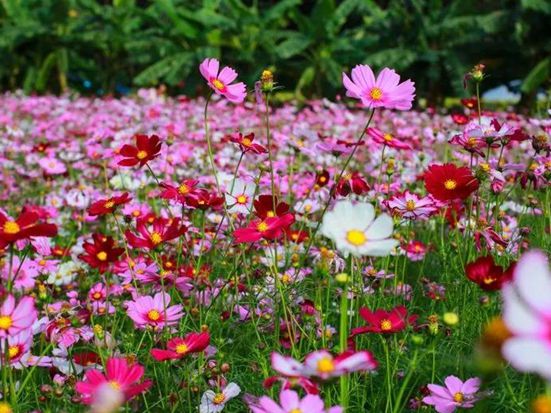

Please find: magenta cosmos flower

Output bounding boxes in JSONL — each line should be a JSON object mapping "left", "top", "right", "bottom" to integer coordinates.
{"left": 125, "top": 292, "right": 183, "bottom": 330}
{"left": 342, "top": 64, "right": 415, "bottom": 110}
{"left": 75, "top": 357, "right": 152, "bottom": 405}
{"left": 0, "top": 295, "right": 37, "bottom": 338}
{"left": 502, "top": 250, "right": 551, "bottom": 380}
{"left": 423, "top": 376, "right": 481, "bottom": 413}
{"left": 199, "top": 58, "right": 246, "bottom": 103}
{"left": 248, "top": 389, "right": 342, "bottom": 413}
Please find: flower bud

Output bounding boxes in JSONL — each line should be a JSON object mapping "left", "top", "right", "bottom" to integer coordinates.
{"left": 260, "top": 70, "right": 274, "bottom": 92}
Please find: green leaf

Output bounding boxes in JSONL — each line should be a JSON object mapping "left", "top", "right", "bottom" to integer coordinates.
{"left": 275, "top": 35, "right": 311, "bottom": 59}
{"left": 521, "top": 57, "right": 550, "bottom": 93}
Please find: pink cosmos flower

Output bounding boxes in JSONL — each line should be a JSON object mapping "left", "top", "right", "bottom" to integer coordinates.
{"left": 151, "top": 332, "right": 210, "bottom": 361}
{"left": 423, "top": 376, "right": 481, "bottom": 413}
{"left": 502, "top": 250, "right": 551, "bottom": 380}
{"left": 75, "top": 357, "right": 152, "bottom": 405}
{"left": 386, "top": 191, "right": 438, "bottom": 220}
{"left": 125, "top": 292, "right": 184, "bottom": 330}
{"left": 367, "top": 127, "right": 412, "bottom": 149}
{"left": 39, "top": 157, "right": 67, "bottom": 175}
{"left": 271, "top": 350, "right": 377, "bottom": 380}
{"left": 248, "top": 389, "right": 342, "bottom": 413}
{"left": 1, "top": 328, "right": 33, "bottom": 365}
{"left": 199, "top": 58, "right": 246, "bottom": 103}
{"left": 342, "top": 65, "right": 415, "bottom": 110}
{"left": 0, "top": 295, "right": 37, "bottom": 338}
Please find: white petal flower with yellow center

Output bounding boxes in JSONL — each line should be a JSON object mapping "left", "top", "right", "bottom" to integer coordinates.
{"left": 320, "top": 201, "right": 398, "bottom": 257}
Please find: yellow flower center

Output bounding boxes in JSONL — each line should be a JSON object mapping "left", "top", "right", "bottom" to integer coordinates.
{"left": 178, "top": 184, "right": 190, "bottom": 194}
{"left": 480, "top": 162, "right": 490, "bottom": 172}
{"left": 380, "top": 319, "right": 392, "bottom": 331}
{"left": 175, "top": 343, "right": 189, "bottom": 354}
{"left": 213, "top": 393, "right": 226, "bottom": 404}
{"left": 3, "top": 221, "right": 20, "bottom": 235}
{"left": 39, "top": 259, "right": 47, "bottom": 266}
{"left": 109, "top": 381, "right": 121, "bottom": 390}
{"left": 104, "top": 201, "right": 115, "bottom": 209}
{"left": 8, "top": 346, "right": 19, "bottom": 359}
{"left": 257, "top": 222, "right": 269, "bottom": 232}
{"left": 405, "top": 200, "right": 416, "bottom": 211}
{"left": 444, "top": 179, "right": 457, "bottom": 190}
{"left": 96, "top": 251, "right": 108, "bottom": 261}
{"left": 236, "top": 195, "right": 247, "bottom": 204}
{"left": 0, "top": 315, "right": 13, "bottom": 330}
{"left": 453, "top": 392, "right": 464, "bottom": 403}
{"left": 290, "top": 409, "right": 302, "bottom": 413}
{"left": 369, "top": 87, "right": 383, "bottom": 100}
{"left": 150, "top": 232, "right": 162, "bottom": 245}
{"left": 281, "top": 274, "right": 291, "bottom": 284}
{"left": 317, "top": 357, "right": 335, "bottom": 374}
{"left": 212, "top": 79, "right": 225, "bottom": 91}
{"left": 136, "top": 150, "right": 148, "bottom": 160}
{"left": 241, "top": 137, "right": 252, "bottom": 147}
{"left": 92, "top": 292, "right": 102, "bottom": 300}
{"left": 346, "top": 229, "right": 366, "bottom": 246}
{"left": 0, "top": 402, "right": 13, "bottom": 413}
{"left": 266, "top": 211, "right": 275, "bottom": 218}
{"left": 147, "top": 310, "right": 161, "bottom": 321}
{"left": 383, "top": 133, "right": 393, "bottom": 142}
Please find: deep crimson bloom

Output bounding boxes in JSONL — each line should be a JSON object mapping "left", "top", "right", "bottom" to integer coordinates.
{"left": 186, "top": 189, "right": 224, "bottom": 211}
{"left": 451, "top": 113, "right": 469, "bottom": 125}
{"left": 461, "top": 97, "right": 478, "bottom": 110}
{"left": 228, "top": 132, "right": 267, "bottom": 154}
{"left": 0, "top": 210, "right": 57, "bottom": 246}
{"left": 253, "top": 195, "right": 290, "bottom": 219}
{"left": 424, "top": 164, "right": 479, "bottom": 201}
{"left": 286, "top": 229, "right": 308, "bottom": 244}
{"left": 351, "top": 306, "right": 416, "bottom": 336}
{"left": 159, "top": 180, "right": 199, "bottom": 205}
{"left": 88, "top": 193, "right": 131, "bottom": 216}
{"left": 79, "top": 234, "right": 124, "bottom": 273}
{"left": 465, "top": 255, "right": 514, "bottom": 291}
{"left": 118, "top": 134, "right": 162, "bottom": 167}
{"left": 315, "top": 170, "right": 330, "bottom": 188}
{"left": 335, "top": 172, "right": 370, "bottom": 197}
{"left": 234, "top": 214, "right": 295, "bottom": 243}
{"left": 151, "top": 332, "right": 210, "bottom": 361}
{"left": 75, "top": 357, "right": 152, "bottom": 404}
{"left": 366, "top": 127, "right": 412, "bottom": 150}
{"left": 125, "top": 217, "right": 187, "bottom": 250}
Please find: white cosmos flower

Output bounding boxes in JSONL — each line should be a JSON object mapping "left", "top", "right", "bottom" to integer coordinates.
{"left": 200, "top": 382, "right": 241, "bottom": 413}
{"left": 225, "top": 179, "right": 255, "bottom": 214}
{"left": 320, "top": 201, "right": 398, "bottom": 257}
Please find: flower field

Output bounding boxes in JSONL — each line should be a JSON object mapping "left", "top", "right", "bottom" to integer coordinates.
{"left": 0, "top": 61, "right": 550, "bottom": 413}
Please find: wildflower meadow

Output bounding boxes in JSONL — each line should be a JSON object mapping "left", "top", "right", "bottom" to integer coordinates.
{"left": 0, "top": 53, "right": 550, "bottom": 413}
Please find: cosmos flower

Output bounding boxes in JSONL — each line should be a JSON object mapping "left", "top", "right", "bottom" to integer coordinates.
{"left": 225, "top": 179, "right": 256, "bottom": 214}
{"left": 386, "top": 191, "right": 438, "bottom": 220}
{"left": 423, "top": 376, "right": 481, "bottom": 413}
{"left": 423, "top": 164, "right": 479, "bottom": 201}
{"left": 320, "top": 201, "right": 398, "bottom": 257}
{"left": 79, "top": 234, "right": 124, "bottom": 273}
{"left": 248, "top": 389, "right": 342, "bottom": 413}
{"left": 228, "top": 132, "right": 267, "bottom": 154}
{"left": 125, "top": 292, "right": 184, "bottom": 330}
{"left": 234, "top": 214, "right": 295, "bottom": 243}
{"left": 0, "top": 295, "right": 37, "bottom": 338}
{"left": 0, "top": 210, "right": 57, "bottom": 246}
{"left": 335, "top": 172, "right": 370, "bottom": 197}
{"left": 351, "top": 306, "right": 416, "bottom": 336}
{"left": 88, "top": 193, "right": 132, "bottom": 216}
{"left": 367, "top": 127, "right": 412, "bottom": 149}
{"left": 159, "top": 179, "right": 199, "bottom": 205}
{"left": 125, "top": 216, "right": 187, "bottom": 250}
{"left": 75, "top": 357, "right": 152, "bottom": 405}
{"left": 118, "top": 134, "right": 162, "bottom": 167}
{"left": 199, "top": 382, "right": 241, "bottom": 413}
{"left": 465, "top": 255, "right": 514, "bottom": 291}
{"left": 199, "top": 58, "right": 246, "bottom": 103}
{"left": 151, "top": 332, "right": 210, "bottom": 361}
{"left": 342, "top": 64, "right": 415, "bottom": 110}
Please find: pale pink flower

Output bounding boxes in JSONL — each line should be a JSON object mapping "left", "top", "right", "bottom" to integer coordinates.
{"left": 199, "top": 58, "right": 246, "bottom": 103}
{"left": 423, "top": 376, "right": 481, "bottom": 413}
{"left": 125, "top": 292, "right": 183, "bottom": 330}
{"left": 248, "top": 389, "right": 342, "bottom": 413}
{"left": 0, "top": 295, "right": 37, "bottom": 338}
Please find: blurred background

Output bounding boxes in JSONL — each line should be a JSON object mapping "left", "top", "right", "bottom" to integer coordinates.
{"left": 0, "top": 0, "right": 549, "bottom": 109}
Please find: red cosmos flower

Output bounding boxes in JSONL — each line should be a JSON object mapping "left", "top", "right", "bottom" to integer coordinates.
{"left": 79, "top": 234, "right": 124, "bottom": 273}
{"left": 286, "top": 229, "right": 308, "bottom": 243}
{"left": 159, "top": 180, "right": 199, "bottom": 205}
{"left": 228, "top": 132, "right": 267, "bottom": 154}
{"left": 366, "top": 127, "right": 412, "bottom": 150}
{"left": 253, "top": 195, "right": 290, "bottom": 219}
{"left": 186, "top": 189, "right": 224, "bottom": 211}
{"left": 461, "top": 97, "right": 478, "bottom": 110}
{"left": 465, "top": 255, "right": 514, "bottom": 291}
{"left": 234, "top": 214, "right": 295, "bottom": 243}
{"left": 150, "top": 332, "right": 210, "bottom": 361}
{"left": 0, "top": 210, "right": 57, "bottom": 247}
{"left": 451, "top": 113, "right": 469, "bottom": 125}
{"left": 335, "top": 172, "right": 370, "bottom": 197}
{"left": 315, "top": 170, "right": 330, "bottom": 189}
{"left": 118, "top": 134, "right": 162, "bottom": 167}
{"left": 351, "top": 306, "right": 416, "bottom": 336}
{"left": 423, "top": 163, "right": 479, "bottom": 201}
{"left": 88, "top": 192, "right": 131, "bottom": 216}
{"left": 125, "top": 217, "right": 186, "bottom": 250}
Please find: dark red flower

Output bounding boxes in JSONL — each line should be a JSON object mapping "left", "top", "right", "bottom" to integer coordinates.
{"left": 159, "top": 180, "right": 199, "bottom": 205}
{"left": 424, "top": 163, "right": 479, "bottom": 201}
{"left": 451, "top": 113, "right": 469, "bottom": 125}
{"left": 118, "top": 134, "right": 162, "bottom": 167}
{"left": 351, "top": 306, "right": 416, "bottom": 336}
{"left": 228, "top": 132, "right": 267, "bottom": 154}
{"left": 0, "top": 210, "right": 57, "bottom": 246}
{"left": 465, "top": 255, "right": 514, "bottom": 291}
{"left": 253, "top": 195, "right": 290, "bottom": 219}
{"left": 150, "top": 332, "right": 210, "bottom": 361}
{"left": 79, "top": 234, "right": 124, "bottom": 273}
{"left": 315, "top": 170, "right": 330, "bottom": 188}
{"left": 88, "top": 193, "right": 132, "bottom": 216}
{"left": 186, "top": 189, "right": 224, "bottom": 211}
{"left": 461, "top": 97, "right": 478, "bottom": 110}
{"left": 234, "top": 214, "right": 295, "bottom": 243}
{"left": 335, "top": 171, "right": 370, "bottom": 197}
{"left": 125, "top": 217, "right": 187, "bottom": 250}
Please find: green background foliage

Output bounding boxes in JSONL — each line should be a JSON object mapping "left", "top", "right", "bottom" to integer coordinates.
{"left": 0, "top": 0, "right": 549, "bottom": 105}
